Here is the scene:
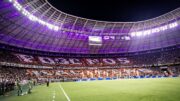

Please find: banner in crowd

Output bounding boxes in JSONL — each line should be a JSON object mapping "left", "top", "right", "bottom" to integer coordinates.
{"left": 14, "top": 54, "right": 130, "bottom": 66}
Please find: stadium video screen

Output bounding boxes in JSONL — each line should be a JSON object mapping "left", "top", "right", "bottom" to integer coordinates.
{"left": 88, "top": 36, "right": 102, "bottom": 46}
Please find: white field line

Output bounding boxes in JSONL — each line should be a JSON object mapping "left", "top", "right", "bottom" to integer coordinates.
{"left": 52, "top": 91, "right": 56, "bottom": 101}
{"left": 59, "top": 83, "right": 71, "bottom": 101}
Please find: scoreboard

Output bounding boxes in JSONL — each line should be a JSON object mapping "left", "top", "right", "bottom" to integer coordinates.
{"left": 88, "top": 36, "right": 102, "bottom": 46}
{"left": 88, "top": 35, "right": 131, "bottom": 46}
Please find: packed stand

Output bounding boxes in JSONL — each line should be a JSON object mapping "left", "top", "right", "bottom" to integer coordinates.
{"left": 0, "top": 66, "right": 28, "bottom": 96}
{"left": 0, "top": 49, "right": 180, "bottom": 67}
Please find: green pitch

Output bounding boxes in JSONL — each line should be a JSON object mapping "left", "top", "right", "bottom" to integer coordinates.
{"left": 1, "top": 78, "right": 180, "bottom": 101}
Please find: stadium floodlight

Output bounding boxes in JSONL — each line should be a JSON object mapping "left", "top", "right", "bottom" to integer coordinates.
{"left": 156, "top": 28, "right": 160, "bottom": 33}
{"left": 38, "top": 19, "right": 46, "bottom": 25}
{"left": 174, "top": 22, "right": 178, "bottom": 27}
{"left": 28, "top": 15, "right": 38, "bottom": 21}
{"left": 169, "top": 22, "right": 178, "bottom": 28}
{"left": 160, "top": 25, "right": 168, "bottom": 31}
{"left": 151, "top": 28, "right": 160, "bottom": 33}
{"left": 13, "top": 1, "right": 22, "bottom": 11}
{"left": 10, "top": 0, "right": 60, "bottom": 31}
{"left": 124, "top": 36, "right": 131, "bottom": 40}
{"left": 143, "top": 30, "right": 151, "bottom": 36}
{"left": 151, "top": 28, "right": 156, "bottom": 34}
{"left": 122, "top": 36, "right": 125, "bottom": 40}
{"left": 54, "top": 26, "right": 59, "bottom": 31}
{"left": 130, "top": 32, "right": 136, "bottom": 37}
{"left": 46, "top": 23, "right": 54, "bottom": 30}
{"left": 22, "top": 9, "right": 30, "bottom": 16}
{"left": 130, "top": 22, "right": 178, "bottom": 37}
{"left": 136, "top": 31, "right": 143, "bottom": 36}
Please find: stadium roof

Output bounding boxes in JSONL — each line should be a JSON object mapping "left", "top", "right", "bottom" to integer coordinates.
{"left": 49, "top": 0, "right": 180, "bottom": 22}
{"left": 0, "top": 0, "right": 180, "bottom": 54}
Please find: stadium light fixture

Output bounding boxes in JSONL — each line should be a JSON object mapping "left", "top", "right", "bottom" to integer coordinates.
{"left": 38, "top": 19, "right": 46, "bottom": 25}
{"left": 121, "top": 37, "right": 124, "bottom": 40}
{"left": 54, "top": 26, "right": 59, "bottom": 31}
{"left": 151, "top": 28, "right": 160, "bottom": 33}
{"left": 131, "top": 22, "right": 178, "bottom": 37}
{"left": 124, "top": 36, "right": 131, "bottom": 40}
{"left": 10, "top": 0, "right": 59, "bottom": 31}
{"left": 22, "top": 9, "right": 30, "bottom": 16}
{"left": 130, "top": 32, "right": 136, "bottom": 37}
{"left": 13, "top": 1, "right": 22, "bottom": 11}
{"left": 136, "top": 31, "right": 143, "bottom": 36}
{"left": 29, "top": 15, "right": 38, "bottom": 21}
{"left": 160, "top": 25, "right": 168, "bottom": 31}
{"left": 143, "top": 30, "right": 151, "bottom": 36}
{"left": 169, "top": 22, "right": 178, "bottom": 28}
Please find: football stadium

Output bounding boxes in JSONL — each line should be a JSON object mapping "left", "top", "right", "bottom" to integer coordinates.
{"left": 0, "top": 0, "right": 180, "bottom": 101}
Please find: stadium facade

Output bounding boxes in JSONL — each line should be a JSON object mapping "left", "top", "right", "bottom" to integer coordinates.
{"left": 0, "top": 1, "right": 180, "bottom": 99}
{"left": 0, "top": 0, "right": 179, "bottom": 55}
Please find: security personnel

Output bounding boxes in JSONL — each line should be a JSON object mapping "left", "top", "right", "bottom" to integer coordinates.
{"left": 0, "top": 81, "right": 2, "bottom": 95}
{"left": 17, "top": 80, "right": 22, "bottom": 96}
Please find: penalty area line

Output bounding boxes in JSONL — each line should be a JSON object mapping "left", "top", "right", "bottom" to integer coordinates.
{"left": 59, "top": 83, "right": 71, "bottom": 101}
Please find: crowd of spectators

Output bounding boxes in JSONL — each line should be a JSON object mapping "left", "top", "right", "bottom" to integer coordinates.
{"left": 29, "top": 67, "right": 180, "bottom": 80}
{"left": 129, "top": 48, "right": 180, "bottom": 66}
{"left": 1, "top": 49, "right": 180, "bottom": 67}
{"left": 0, "top": 65, "right": 180, "bottom": 95}
{"left": 0, "top": 67, "right": 28, "bottom": 96}
{"left": 0, "top": 48, "right": 180, "bottom": 95}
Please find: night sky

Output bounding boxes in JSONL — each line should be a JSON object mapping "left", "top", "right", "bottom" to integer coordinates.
{"left": 48, "top": 0, "right": 180, "bottom": 22}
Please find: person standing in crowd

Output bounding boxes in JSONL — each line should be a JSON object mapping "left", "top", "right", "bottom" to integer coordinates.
{"left": 0, "top": 81, "right": 2, "bottom": 95}
{"left": 28, "top": 79, "right": 33, "bottom": 94}
{"left": 33, "top": 79, "right": 36, "bottom": 86}
{"left": 46, "top": 78, "right": 50, "bottom": 87}
{"left": 0, "top": 79, "right": 4, "bottom": 96}
{"left": 16, "top": 79, "right": 22, "bottom": 96}
{"left": 1, "top": 79, "right": 5, "bottom": 96}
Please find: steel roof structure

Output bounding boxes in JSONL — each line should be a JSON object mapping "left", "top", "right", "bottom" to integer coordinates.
{"left": 0, "top": 0, "right": 180, "bottom": 54}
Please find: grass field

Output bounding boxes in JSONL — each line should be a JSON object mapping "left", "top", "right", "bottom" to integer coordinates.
{"left": 1, "top": 78, "right": 180, "bottom": 101}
